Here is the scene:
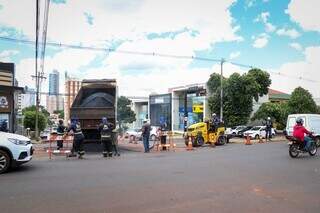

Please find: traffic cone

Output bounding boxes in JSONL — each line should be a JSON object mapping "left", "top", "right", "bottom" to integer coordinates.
{"left": 258, "top": 137, "right": 264, "bottom": 143}
{"left": 245, "top": 135, "right": 252, "bottom": 145}
{"left": 187, "top": 137, "right": 194, "bottom": 151}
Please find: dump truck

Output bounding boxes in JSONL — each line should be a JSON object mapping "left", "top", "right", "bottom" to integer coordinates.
{"left": 70, "top": 79, "right": 117, "bottom": 142}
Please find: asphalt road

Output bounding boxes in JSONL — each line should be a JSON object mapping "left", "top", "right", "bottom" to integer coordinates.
{"left": 1, "top": 142, "right": 320, "bottom": 213}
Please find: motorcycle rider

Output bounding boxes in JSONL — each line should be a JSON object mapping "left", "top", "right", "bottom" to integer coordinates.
{"left": 293, "top": 117, "right": 312, "bottom": 151}
{"left": 98, "top": 117, "right": 114, "bottom": 157}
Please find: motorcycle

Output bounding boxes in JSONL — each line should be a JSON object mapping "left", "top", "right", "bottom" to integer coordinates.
{"left": 286, "top": 134, "right": 317, "bottom": 158}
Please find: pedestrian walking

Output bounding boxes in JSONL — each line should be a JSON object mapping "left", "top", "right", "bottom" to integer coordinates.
{"left": 56, "top": 120, "right": 65, "bottom": 150}
{"left": 264, "top": 117, "right": 273, "bottom": 141}
{"left": 98, "top": 117, "right": 114, "bottom": 157}
{"left": 67, "top": 118, "right": 85, "bottom": 158}
{"left": 141, "top": 119, "right": 151, "bottom": 153}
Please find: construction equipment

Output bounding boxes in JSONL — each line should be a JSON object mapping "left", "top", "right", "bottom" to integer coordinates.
{"left": 184, "top": 121, "right": 226, "bottom": 147}
{"left": 70, "top": 79, "right": 117, "bottom": 142}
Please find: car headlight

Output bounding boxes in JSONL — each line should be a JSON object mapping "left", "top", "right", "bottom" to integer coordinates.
{"left": 8, "top": 138, "right": 30, "bottom": 146}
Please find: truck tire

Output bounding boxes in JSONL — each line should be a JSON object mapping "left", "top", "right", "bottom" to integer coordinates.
{"left": 0, "top": 150, "right": 11, "bottom": 174}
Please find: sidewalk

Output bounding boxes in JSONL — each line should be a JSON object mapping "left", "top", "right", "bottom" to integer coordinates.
{"left": 229, "top": 135, "right": 286, "bottom": 144}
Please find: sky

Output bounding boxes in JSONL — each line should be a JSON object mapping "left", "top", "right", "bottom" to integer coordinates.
{"left": 0, "top": 0, "right": 319, "bottom": 100}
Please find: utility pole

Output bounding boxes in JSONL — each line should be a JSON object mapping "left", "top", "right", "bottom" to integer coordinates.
{"left": 34, "top": 0, "right": 40, "bottom": 140}
{"left": 220, "top": 58, "right": 225, "bottom": 121}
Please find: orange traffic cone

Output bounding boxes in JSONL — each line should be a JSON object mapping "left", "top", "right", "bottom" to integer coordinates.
{"left": 187, "top": 137, "right": 194, "bottom": 151}
{"left": 245, "top": 135, "right": 252, "bottom": 145}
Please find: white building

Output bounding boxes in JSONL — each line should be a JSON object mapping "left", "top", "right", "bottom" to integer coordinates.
{"left": 17, "top": 87, "right": 36, "bottom": 116}
{"left": 127, "top": 96, "right": 149, "bottom": 129}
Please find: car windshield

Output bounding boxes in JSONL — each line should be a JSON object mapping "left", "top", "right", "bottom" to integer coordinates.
{"left": 251, "top": 127, "right": 261, "bottom": 131}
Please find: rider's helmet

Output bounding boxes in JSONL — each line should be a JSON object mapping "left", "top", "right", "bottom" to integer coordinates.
{"left": 212, "top": 113, "right": 216, "bottom": 117}
{"left": 296, "top": 117, "right": 304, "bottom": 125}
{"left": 267, "top": 117, "right": 271, "bottom": 120}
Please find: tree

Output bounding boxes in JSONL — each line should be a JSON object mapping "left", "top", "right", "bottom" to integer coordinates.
{"left": 117, "top": 96, "right": 136, "bottom": 130}
{"left": 53, "top": 110, "right": 64, "bottom": 119}
{"left": 22, "top": 105, "right": 50, "bottom": 117}
{"left": 287, "top": 87, "right": 318, "bottom": 114}
{"left": 22, "top": 105, "right": 49, "bottom": 128}
{"left": 207, "top": 68, "right": 271, "bottom": 126}
{"left": 252, "top": 102, "right": 289, "bottom": 129}
{"left": 23, "top": 111, "right": 47, "bottom": 131}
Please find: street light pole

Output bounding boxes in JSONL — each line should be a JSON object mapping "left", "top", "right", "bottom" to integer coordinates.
{"left": 220, "top": 58, "right": 225, "bottom": 121}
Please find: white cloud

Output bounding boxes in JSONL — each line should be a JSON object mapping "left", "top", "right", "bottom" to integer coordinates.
{"left": 252, "top": 33, "right": 269, "bottom": 48}
{"left": 265, "top": 23, "right": 276, "bottom": 33}
{"left": 254, "top": 12, "right": 276, "bottom": 33}
{"left": 287, "top": 0, "right": 320, "bottom": 32}
{"left": 276, "top": 28, "right": 300, "bottom": 39}
{"left": 0, "top": 0, "right": 241, "bottom": 49}
{"left": 289, "top": 42, "right": 302, "bottom": 51}
{"left": 15, "top": 48, "right": 99, "bottom": 94}
{"left": 0, "top": 50, "right": 19, "bottom": 62}
{"left": 229, "top": 51, "right": 241, "bottom": 60}
{"left": 270, "top": 46, "right": 320, "bottom": 98}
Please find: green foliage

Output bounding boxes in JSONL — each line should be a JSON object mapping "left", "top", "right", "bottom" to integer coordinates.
{"left": 22, "top": 105, "right": 50, "bottom": 117}
{"left": 207, "top": 68, "right": 271, "bottom": 127}
{"left": 117, "top": 96, "right": 136, "bottom": 128}
{"left": 53, "top": 110, "right": 64, "bottom": 119}
{"left": 252, "top": 87, "right": 318, "bottom": 129}
{"left": 23, "top": 111, "right": 47, "bottom": 131}
{"left": 287, "top": 87, "right": 318, "bottom": 114}
{"left": 252, "top": 102, "right": 289, "bottom": 129}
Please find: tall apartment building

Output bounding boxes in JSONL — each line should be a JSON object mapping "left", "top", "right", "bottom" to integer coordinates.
{"left": 46, "top": 70, "right": 64, "bottom": 114}
{"left": 49, "top": 70, "right": 59, "bottom": 95}
{"left": 64, "top": 77, "right": 81, "bottom": 122}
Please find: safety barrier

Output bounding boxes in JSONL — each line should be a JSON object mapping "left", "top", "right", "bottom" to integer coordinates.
{"left": 156, "top": 131, "right": 176, "bottom": 151}
{"left": 45, "top": 134, "right": 74, "bottom": 159}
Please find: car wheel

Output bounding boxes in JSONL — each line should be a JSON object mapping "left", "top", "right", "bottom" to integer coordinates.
{"left": 0, "top": 150, "right": 11, "bottom": 174}
{"left": 255, "top": 135, "right": 259, "bottom": 140}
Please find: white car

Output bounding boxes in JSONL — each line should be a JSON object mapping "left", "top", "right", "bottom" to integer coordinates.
{"left": 0, "top": 132, "right": 33, "bottom": 174}
{"left": 125, "top": 129, "right": 142, "bottom": 140}
{"left": 243, "top": 126, "right": 275, "bottom": 139}
{"left": 231, "top": 126, "right": 246, "bottom": 135}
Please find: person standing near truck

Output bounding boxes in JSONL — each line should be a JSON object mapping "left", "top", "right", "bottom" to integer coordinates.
{"left": 68, "top": 118, "right": 85, "bottom": 158}
{"left": 56, "top": 120, "right": 65, "bottom": 150}
{"left": 99, "top": 117, "right": 114, "bottom": 157}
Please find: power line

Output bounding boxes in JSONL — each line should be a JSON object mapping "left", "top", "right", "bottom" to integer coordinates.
{"left": 0, "top": 36, "right": 319, "bottom": 83}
